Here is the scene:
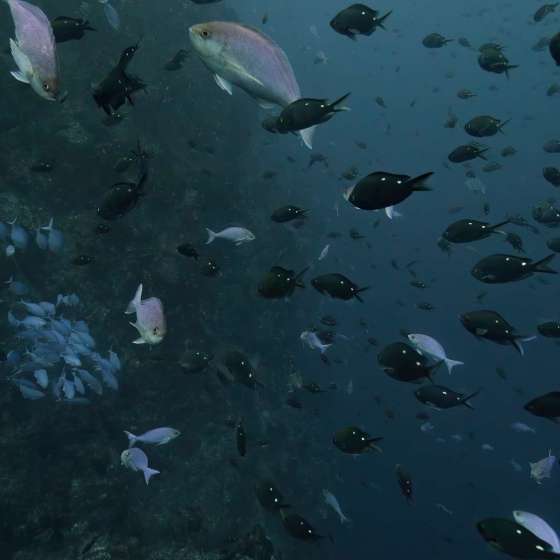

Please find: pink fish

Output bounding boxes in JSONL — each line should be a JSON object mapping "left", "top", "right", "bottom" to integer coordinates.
{"left": 5, "top": 0, "right": 60, "bottom": 100}
{"left": 125, "top": 284, "right": 166, "bottom": 345}
{"left": 189, "top": 22, "right": 314, "bottom": 149}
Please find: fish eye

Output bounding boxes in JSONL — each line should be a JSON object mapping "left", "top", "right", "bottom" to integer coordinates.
{"left": 201, "top": 30, "right": 210, "bottom": 38}
{"left": 42, "top": 82, "right": 50, "bottom": 91}
{"left": 153, "top": 327, "right": 159, "bottom": 335}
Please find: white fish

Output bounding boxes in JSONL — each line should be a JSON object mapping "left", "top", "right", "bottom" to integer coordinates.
{"left": 300, "top": 331, "right": 331, "bottom": 354}
{"left": 407, "top": 333, "right": 464, "bottom": 374}
{"left": 420, "top": 421, "right": 434, "bottom": 433}
{"left": 33, "top": 369, "right": 48, "bottom": 389}
{"left": 513, "top": 511, "right": 560, "bottom": 553}
{"left": 481, "top": 443, "right": 494, "bottom": 452}
{"left": 530, "top": 449, "right": 556, "bottom": 484}
{"left": 124, "top": 427, "right": 181, "bottom": 448}
{"left": 322, "top": 489, "right": 350, "bottom": 524}
{"left": 120, "top": 448, "right": 159, "bottom": 485}
{"left": 206, "top": 227, "right": 255, "bottom": 246}
{"left": 99, "top": 0, "right": 120, "bottom": 30}
{"left": 318, "top": 244, "right": 330, "bottom": 261}
{"left": 511, "top": 421, "right": 536, "bottom": 434}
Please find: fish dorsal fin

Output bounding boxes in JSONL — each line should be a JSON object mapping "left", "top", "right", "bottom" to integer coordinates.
{"left": 214, "top": 74, "right": 233, "bottom": 95}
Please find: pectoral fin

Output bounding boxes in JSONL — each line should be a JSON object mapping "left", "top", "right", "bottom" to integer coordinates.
{"left": 214, "top": 74, "right": 233, "bottom": 95}
{"left": 225, "top": 60, "right": 264, "bottom": 88}
{"left": 256, "top": 98, "right": 275, "bottom": 109}
{"left": 9, "top": 39, "right": 32, "bottom": 82}
{"left": 132, "top": 337, "right": 147, "bottom": 345}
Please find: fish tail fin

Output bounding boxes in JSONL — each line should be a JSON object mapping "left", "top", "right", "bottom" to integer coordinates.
{"left": 205, "top": 228, "right": 217, "bottom": 245}
{"left": 477, "top": 149, "right": 489, "bottom": 161}
{"left": 341, "top": 514, "right": 352, "bottom": 525}
{"left": 532, "top": 254, "right": 557, "bottom": 274}
{"left": 376, "top": 11, "right": 392, "bottom": 29}
{"left": 367, "top": 437, "right": 384, "bottom": 453}
{"left": 295, "top": 267, "right": 309, "bottom": 287}
{"left": 329, "top": 92, "right": 351, "bottom": 112}
{"left": 126, "top": 283, "right": 143, "bottom": 314}
{"left": 7, "top": 311, "right": 20, "bottom": 328}
{"left": 354, "top": 286, "right": 370, "bottom": 302}
{"left": 461, "top": 388, "right": 481, "bottom": 410}
{"left": 498, "top": 119, "right": 510, "bottom": 134}
{"left": 143, "top": 467, "right": 160, "bottom": 485}
{"left": 490, "top": 219, "right": 511, "bottom": 231}
{"left": 385, "top": 206, "right": 403, "bottom": 220}
{"left": 320, "top": 343, "right": 332, "bottom": 354}
{"left": 41, "top": 218, "right": 54, "bottom": 232}
{"left": 444, "top": 358, "right": 464, "bottom": 374}
{"left": 406, "top": 171, "right": 434, "bottom": 191}
{"left": 343, "top": 185, "right": 354, "bottom": 201}
{"left": 124, "top": 431, "right": 137, "bottom": 448}
{"left": 299, "top": 126, "right": 315, "bottom": 150}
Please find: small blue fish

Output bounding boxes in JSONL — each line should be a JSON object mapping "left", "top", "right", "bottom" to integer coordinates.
{"left": 99, "top": 0, "right": 120, "bottom": 31}
{"left": 8, "top": 219, "right": 29, "bottom": 250}
{"left": 41, "top": 218, "right": 64, "bottom": 253}
{"left": 35, "top": 228, "right": 48, "bottom": 250}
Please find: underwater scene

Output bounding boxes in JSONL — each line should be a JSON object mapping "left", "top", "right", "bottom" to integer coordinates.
{"left": 2, "top": 0, "right": 560, "bottom": 559}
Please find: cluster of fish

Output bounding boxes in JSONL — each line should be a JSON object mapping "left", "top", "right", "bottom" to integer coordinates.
{"left": 5, "top": 295, "right": 121, "bottom": 402}
{"left": 120, "top": 426, "right": 181, "bottom": 485}
{"left": 0, "top": 217, "right": 64, "bottom": 256}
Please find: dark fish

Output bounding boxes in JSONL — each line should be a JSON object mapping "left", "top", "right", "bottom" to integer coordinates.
{"left": 280, "top": 510, "right": 323, "bottom": 541}
{"left": 478, "top": 46, "right": 517, "bottom": 77}
{"left": 414, "top": 385, "right": 480, "bottom": 410}
{"left": 535, "top": 3, "right": 559, "bottom": 22}
{"left": 333, "top": 426, "right": 383, "bottom": 454}
{"left": 311, "top": 273, "right": 369, "bottom": 302}
{"left": 501, "top": 146, "right": 516, "bottom": 157}
{"left": 448, "top": 143, "right": 488, "bottom": 162}
{"left": 547, "top": 83, "right": 560, "bottom": 96}
{"left": 286, "top": 392, "right": 303, "bottom": 409}
{"left": 422, "top": 33, "right": 453, "bottom": 48}
{"left": 164, "top": 49, "right": 189, "bottom": 71}
{"left": 460, "top": 310, "right": 534, "bottom": 355}
{"left": 223, "top": 350, "right": 262, "bottom": 389}
{"left": 533, "top": 37, "right": 552, "bottom": 52}
{"left": 256, "top": 479, "right": 289, "bottom": 511}
{"left": 416, "top": 302, "right": 435, "bottom": 311}
{"left": 482, "top": 162, "right": 502, "bottom": 173}
{"left": 543, "top": 140, "right": 560, "bottom": 153}
{"left": 457, "top": 37, "right": 472, "bottom": 48}
{"left": 443, "top": 218, "right": 510, "bottom": 243}
{"left": 93, "top": 44, "right": 146, "bottom": 116}
{"left": 375, "top": 96, "right": 386, "bottom": 108}
{"left": 95, "top": 224, "right": 111, "bottom": 235}
{"left": 464, "top": 115, "right": 509, "bottom": 137}
{"left": 457, "top": 89, "right": 476, "bottom": 99}
{"left": 302, "top": 383, "right": 326, "bottom": 393}
{"left": 271, "top": 205, "right": 308, "bottom": 223}
{"left": 97, "top": 171, "right": 148, "bottom": 220}
{"left": 71, "top": 255, "right": 94, "bottom": 266}
{"left": 544, "top": 167, "right": 560, "bottom": 187}
{"left": 180, "top": 350, "right": 213, "bottom": 373}
{"left": 525, "top": 392, "right": 560, "bottom": 423}
{"left": 378, "top": 342, "right": 442, "bottom": 383}
{"left": 236, "top": 419, "right": 247, "bottom": 457}
{"left": 395, "top": 464, "right": 413, "bottom": 503}
{"left": 477, "top": 518, "right": 560, "bottom": 559}
{"left": 504, "top": 233, "right": 524, "bottom": 253}
{"left": 51, "top": 16, "right": 95, "bottom": 43}
{"left": 533, "top": 202, "right": 560, "bottom": 227}
{"left": 258, "top": 266, "right": 307, "bottom": 299}
{"left": 344, "top": 171, "right": 433, "bottom": 211}
{"left": 330, "top": 4, "right": 391, "bottom": 39}
{"left": 471, "top": 254, "right": 556, "bottom": 283}
{"left": 201, "top": 258, "right": 220, "bottom": 277}
{"left": 537, "top": 321, "right": 560, "bottom": 338}
{"left": 29, "top": 160, "right": 54, "bottom": 173}
{"left": 308, "top": 153, "right": 328, "bottom": 168}
{"left": 271, "top": 93, "right": 351, "bottom": 133}
{"left": 177, "top": 243, "right": 199, "bottom": 260}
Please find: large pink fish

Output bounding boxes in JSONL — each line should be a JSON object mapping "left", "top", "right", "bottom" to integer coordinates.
{"left": 125, "top": 284, "right": 166, "bottom": 345}
{"left": 5, "top": 0, "right": 59, "bottom": 100}
{"left": 189, "top": 21, "right": 314, "bottom": 149}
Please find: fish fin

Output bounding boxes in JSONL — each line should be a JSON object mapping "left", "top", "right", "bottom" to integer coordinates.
{"left": 532, "top": 254, "right": 557, "bottom": 274}
{"left": 406, "top": 171, "right": 434, "bottom": 191}
{"left": 126, "top": 284, "right": 143, "bottom": 314}
{"left": 132, "top": 337, "right": 147, "bottom": 345}
{"left": 376, "top": 11, "right": 392, "bottom": 29}
{"left": 461, "top": 388, "right": 481, "bottom": 410}
{"left": 445, "top": 358, "right": 464, "bottom": 374}
{"left": 9, "top": 39, "right": 33, "bottom": 84}
{"left": 354, "top": 286, "right": 370, "bottom": 302}
{"left": 328, "top": 92, "right": 351, "bottom": 112}
{"left": 385, "top": 206, "right": 403, "bottom": 220}
{"left": 10, "top": 70, "right": 29, "bottom": 84}
{"left": 299, "top": 126, "right": 315, "bottom": 150}
{"left": 205, "top": 228, "right": 217, "bottom": 244}
{"left": 143, "top": 467, "right": 160, "bottom": 485}
{"left": 124, "top": 431, "right": 137, "bottom": 448}
{"left": 214, "top": 74, "right": 233, "bottom": 95}
{"left": 256, "top": 98, "right": 275, "bottom": 109}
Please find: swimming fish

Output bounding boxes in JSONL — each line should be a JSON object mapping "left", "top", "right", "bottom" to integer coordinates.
{"left": 189, "top": 22, "right": 313, "bottom": 149}
{"left": 530, "top": 450, "right": 556, "bottom": 485}
{"left": 120, "top": 448, "right": 159, "bottom": 485}
{"left": 205, "top": 226, "right": 255, "bottom": 246}
{"left": 407, "top": 333, "right": 464, "bottom": 374}
{"left": 322, "top": 489, "right": 350, "bottom": 524}
{"left": 124, "top": 427, "right": 181, "bottom": 448}
{"left": 5, "top": 0, "right": 60, "bottom": 101}
{"left": 125, "top": 284, "right": 166, "bottom": 345}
